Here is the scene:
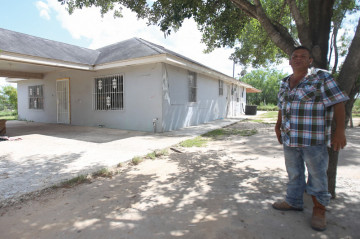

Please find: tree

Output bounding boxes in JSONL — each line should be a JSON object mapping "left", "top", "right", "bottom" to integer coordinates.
{"left": 60, "top": 0, "right": 360, "bottom": 198}
{"left": 0, "top": 85, "right": 17, "bottom": 111}
{"left": 241, "top": 69, "right": 286, "bottom": 105}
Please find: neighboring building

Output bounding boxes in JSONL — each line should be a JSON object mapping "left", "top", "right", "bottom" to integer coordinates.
{"left": 0, "top": 28, "right": 259, "bottom": 132}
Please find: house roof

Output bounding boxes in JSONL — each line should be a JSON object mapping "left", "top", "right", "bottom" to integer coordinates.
{"left": 0, "top": 28, "right": 99, "bottom": 65}
{"left": 95, "top": 38, "right": 209, "bottom": 69}
{"left": 0, "top": 27, "right": 259, "bottom": 90}
{"left": 0, "top": 28, "right": 206, "bottom": 67}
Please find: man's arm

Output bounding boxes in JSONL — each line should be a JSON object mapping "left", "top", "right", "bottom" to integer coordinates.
{"left": 275, "top": 110, "right": 282, "bottom": 144}
{"left": 332, "top": 102, "right": 347, "bottom": 151}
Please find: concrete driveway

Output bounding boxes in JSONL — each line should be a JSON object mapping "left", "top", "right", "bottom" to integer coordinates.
{"left": 0, "top": 119, "right": 240, "bottom": 206}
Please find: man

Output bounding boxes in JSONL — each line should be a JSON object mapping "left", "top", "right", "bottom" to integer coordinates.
{"left": 273, "top": 46, "right": 349, "bottom": 231}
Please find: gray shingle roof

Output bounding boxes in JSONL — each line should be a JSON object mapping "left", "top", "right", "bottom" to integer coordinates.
{"left": 0, "top": 28, "right": 99, "bottom": 65}
{"left": 0, "top": 28, "right": 214, "bottom": 71}
{"left": 94, "top": 38, "right": 162, "bottom": 64}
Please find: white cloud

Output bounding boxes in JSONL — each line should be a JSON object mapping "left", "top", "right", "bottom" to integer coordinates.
{"left": 42, "top": 0, "right": 241, "bottom": 77}
{"left": 0, "top": 77, "right": 17, "bottom": 87}
{"left": 36, "top": 1, "right": 51, "bottom": 20}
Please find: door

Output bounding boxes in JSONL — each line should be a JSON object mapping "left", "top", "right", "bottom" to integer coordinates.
{"left": 56, "top": 78, "right": 70, "bottom": 124}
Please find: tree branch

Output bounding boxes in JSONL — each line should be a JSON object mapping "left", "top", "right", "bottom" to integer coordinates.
{"left": 251, "top": 0, "right": 295, "bottom": 56}
{"left": 286, "top": 0, "right": 311, "bottom": 47}
{"left": 230, "top": 0, "right": 257, "bottom": 18}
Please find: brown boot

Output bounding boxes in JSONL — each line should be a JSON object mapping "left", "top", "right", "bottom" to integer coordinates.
{"left": 311, "top": 196, "right": 326, "bottom": 231}
{"left": 272, "top": 201, "right": 303, "bottom": 211}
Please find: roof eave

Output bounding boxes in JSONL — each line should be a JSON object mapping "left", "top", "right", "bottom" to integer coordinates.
{"left": 0, "top": 51, "right": 93, "bottom": 71}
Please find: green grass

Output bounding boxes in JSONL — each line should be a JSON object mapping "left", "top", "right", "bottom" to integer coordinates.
{"left": 146, "top": 151, "right": 156, "bottom": 159}
{"left": 57, "top": 175, "right": 90, "bottom": 188}
{"left": 131, "top": 156, "right": 143, "bottom": 165}
{"left": 257, "top": 111, "right": 278, "bottom": 119}
{"left": 180, "top": 136, "right": 208, "bottom": 147}
{"left": 0, "top": 110, "right": 18, "bottom": 120}
{"left": 92, "top": 168, "right": 114, "bottom": 178}
{"left": 155, "top": 149, "right": 169, "bottom": 157}
{"left": 251, "top": 111, "right": 278, "bottom": 123}
{"left": 203, "top": 128, "right": 258, "bottom": 139}
{"left": 0, "top": 115, "right": 17, "bottom": 120}
{"left": 256, "top": 104, "right": 278, "bottom": 111}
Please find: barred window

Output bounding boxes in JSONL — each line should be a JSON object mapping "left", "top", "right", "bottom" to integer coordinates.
{"left": 188, "top": 71, "right": 197, "bottom": 102}
{"left": 219, "top": 80, "right": 224, "bottom": 96}
{"left": 29, "top": 85, "right": 44, "bottom": 109}
{"left": 94, "top": 75, "right": 124, "bottom": 110}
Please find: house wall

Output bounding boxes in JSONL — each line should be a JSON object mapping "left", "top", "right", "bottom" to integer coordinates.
{"left": 17, "top": 62, "right": 246, "bottom": 133}
{"left": 17, "top": 63, "right": 163, "bottom": 132}
{"left": 161, "top": 64, "right": 228, "bottom": 132}
{"left": 18, "top": 78, "right": 57, "bottom": 123}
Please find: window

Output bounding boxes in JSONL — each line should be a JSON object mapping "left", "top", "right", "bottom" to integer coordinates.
{"left": 188, "top": 71, "right": 197, "bottom": 102}
{"left": 94, "top": 75, "right": 124, "bottom": 110}
{"left": 219, "top": 80, "right": 223, "bottom": 96}
{"left": 29, "top": 85, "right": 44, "bottom": 109}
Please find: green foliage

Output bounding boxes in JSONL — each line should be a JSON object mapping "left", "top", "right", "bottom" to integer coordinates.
{"left": 0, "top": 85, "right": 17, "bottom": 111}
{"left": 353, "top": 98, "right": 360, "bottom": 113}
{"left": 59, "top": 0, "right": 359, "bottom": 70}
{"left": 230, "top": 19, "right": 289, "bottom": 68}
{"left": 241, "top": 69, "right": 286, "bottom": 105}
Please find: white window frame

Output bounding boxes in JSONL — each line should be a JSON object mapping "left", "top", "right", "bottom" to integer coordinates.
{"left": 28, "top": 85, "right": 44, "bottom": 109}
{"left": 93, "top": 74, "right": 124, "bottom": 110}
{"left": 188, "top": 71, "right": 197, "bottom": 102}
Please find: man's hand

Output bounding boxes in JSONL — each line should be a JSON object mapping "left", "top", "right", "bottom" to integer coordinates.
{"left": 275, "top": 126, "right": 282, "bottom": 144}
{"left": 331, "top": 129, "right": 346, "bottom": 151}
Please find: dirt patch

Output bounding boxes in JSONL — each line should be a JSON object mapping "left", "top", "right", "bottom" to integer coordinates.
{"left": 0, "top": 121, "right": 359, "bottom": 239}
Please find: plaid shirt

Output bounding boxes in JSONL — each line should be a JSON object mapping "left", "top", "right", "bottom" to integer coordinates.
{"left": 278, "top": 68, "right": 349, "bottom": 147}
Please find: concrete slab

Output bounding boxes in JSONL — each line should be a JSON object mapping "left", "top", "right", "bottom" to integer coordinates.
{"left": 0, "top": 118, "right": 241, "bottom": 205}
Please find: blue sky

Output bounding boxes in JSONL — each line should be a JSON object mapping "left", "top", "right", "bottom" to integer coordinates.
{"left": 0, "top": 1, "right": 91, "bottom": 47}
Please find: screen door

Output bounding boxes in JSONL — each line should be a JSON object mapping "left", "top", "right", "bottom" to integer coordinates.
{"left": 56, "top": 78, "right": 70, "bottom": 124}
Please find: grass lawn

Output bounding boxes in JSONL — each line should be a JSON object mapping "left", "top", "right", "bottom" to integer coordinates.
{"left": 0, "top": 115, "right": 17, "bottom": 120}
{"left": 0, "top": 110, "right": 18, "bottom": 120}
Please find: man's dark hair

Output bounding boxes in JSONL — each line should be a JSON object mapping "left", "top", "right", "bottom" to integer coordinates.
{"left": 291, "top": 46, "right": 312, "bottom": 57}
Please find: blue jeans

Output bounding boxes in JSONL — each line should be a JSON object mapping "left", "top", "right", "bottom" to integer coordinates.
{"left": 283, "top": 145, "right": 331, "bottom": 208}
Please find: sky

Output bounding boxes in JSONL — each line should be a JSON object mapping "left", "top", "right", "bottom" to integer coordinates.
{"left": 0, "top": 0, "right": 253, "bottom": 87}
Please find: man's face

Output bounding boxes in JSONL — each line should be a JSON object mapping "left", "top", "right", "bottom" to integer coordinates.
{"left": 289, "top": 49, "right": 313, "bottom": 71}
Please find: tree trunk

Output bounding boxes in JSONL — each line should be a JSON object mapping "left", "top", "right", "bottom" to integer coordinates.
{"left": 308, "top": 0, "right": 334, "bottom": 69}
{"left": 327, "top": 147, "right": 338, "bottom": 199}
{"left": 328, "top": 18, "right": 360, "bottom": 198}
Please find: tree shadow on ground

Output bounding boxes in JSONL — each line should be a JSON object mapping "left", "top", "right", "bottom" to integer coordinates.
{"left": 0, "top": 122, "right": 359, "bottom": 239}
{"left": 1, "top": 147, "right": 358, "bottom": 239}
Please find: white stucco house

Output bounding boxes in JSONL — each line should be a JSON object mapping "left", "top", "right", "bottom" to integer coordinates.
{"left": 0, "top": 28, "right": 259, "bottom": 132}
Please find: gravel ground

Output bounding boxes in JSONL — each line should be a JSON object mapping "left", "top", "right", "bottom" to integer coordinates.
{"left": 0, "top": 120, "right": 359, "bottom": 239}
